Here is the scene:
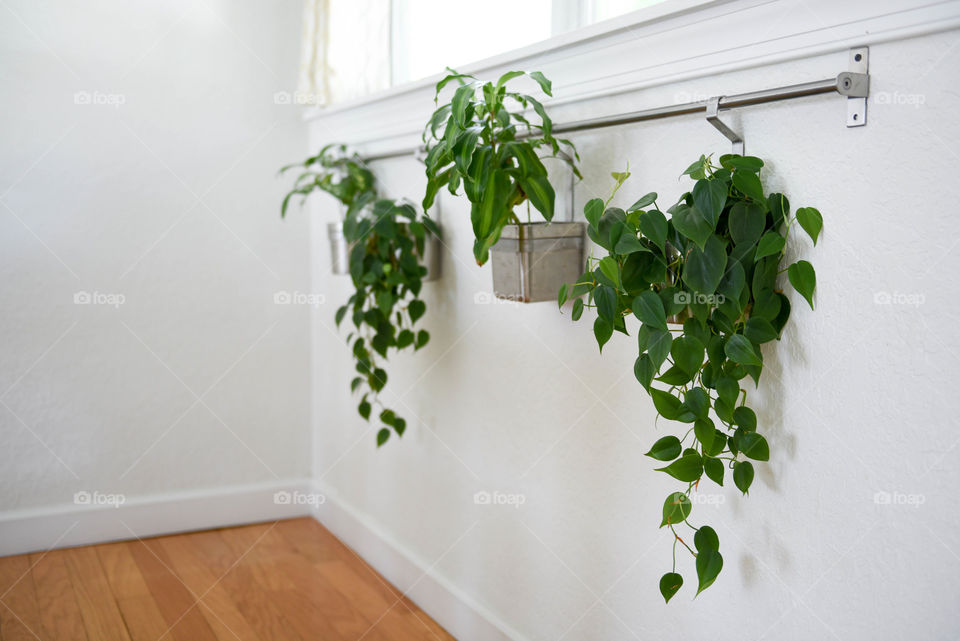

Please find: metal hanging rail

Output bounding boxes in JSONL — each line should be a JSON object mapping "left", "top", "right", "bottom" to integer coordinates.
{"left": 360, "top": 48, "right": 869, "bottom": 163}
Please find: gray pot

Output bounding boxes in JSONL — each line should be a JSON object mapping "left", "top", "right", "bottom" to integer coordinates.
{"left": 327, "top": 221, "right": 441, "bottom": 281}
{"left": 490, "top": 222, "right": 585, "bottom": 303}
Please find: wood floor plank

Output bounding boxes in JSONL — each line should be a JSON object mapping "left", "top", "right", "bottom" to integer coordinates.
{"left": 126, "top": 539, "right": 219, "bottom": 641}
{"left": 29, "top": 550, "right": 89, "bottom": 641}
{"left": 159, "top": 533, "right": 262, "bottom": 641}
{"left": 0, "top": 518, "right": 455, "bottom": 641}
{"left": 182, "top": 528, "right": 306, "bottom": 641}
{"left": 64, "top": 546, "right": 133, "bottom": 641}
{"left": 0, "top": 554, "right": 42, "bottom": 641}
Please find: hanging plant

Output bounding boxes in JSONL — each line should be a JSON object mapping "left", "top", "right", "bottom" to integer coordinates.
{"left": 559, "top": 154, "right": 821, "bottom": 601}
{"left": 422, "top": 68, "right": 580, "bottom": 265}
{"left": 280, "top": 146, "right": 439, "bottom": 446}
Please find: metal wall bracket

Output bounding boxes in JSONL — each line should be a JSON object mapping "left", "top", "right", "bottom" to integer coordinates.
{"left": 706, "top": 97, "right": 744, "bottom": 155}
{"left": 844, "top": 47, "right": 869, "bottom": 127}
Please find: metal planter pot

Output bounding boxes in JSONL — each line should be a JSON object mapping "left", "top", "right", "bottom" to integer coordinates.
{"left": 327, "top": 222, "right": 442, "bottom": 281}
{"left": 490, "top": 222, "right": 585, "bottom": 303}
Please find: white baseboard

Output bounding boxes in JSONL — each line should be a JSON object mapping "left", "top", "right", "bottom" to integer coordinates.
{"left": 311, "top": 481, "right": 530, "bottom": 641}
{"left": 0, "top": 478, "right": 314, "bottom": 557}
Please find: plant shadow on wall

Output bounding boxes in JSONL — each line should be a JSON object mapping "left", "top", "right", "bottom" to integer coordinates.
{"left": 281, "top": 144, "right": 440, "bottom": 447}
{"left": 559, "top": 154, "right": 821, "bottom": 601}
{"left": 423, "top": 69, "right": 585, "bottom": 302}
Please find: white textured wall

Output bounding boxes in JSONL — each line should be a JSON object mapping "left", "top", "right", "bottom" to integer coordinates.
{"left": 309, "top": 6, "right": 960, "bottom": 640}
{"left": 0, "top": 0, "right": 310, "bottom": 519}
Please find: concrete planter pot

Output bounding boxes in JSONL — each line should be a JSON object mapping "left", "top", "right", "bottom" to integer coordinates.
{"left": 327, "top": 222, "right": 442, "bottom": 281}
{"left": 490, "top": 222, "right": 585, "bottom": 302}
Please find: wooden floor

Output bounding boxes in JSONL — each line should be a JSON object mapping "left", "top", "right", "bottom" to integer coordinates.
{"left": 0, "top": 517, "right": 456, "bottom": 641}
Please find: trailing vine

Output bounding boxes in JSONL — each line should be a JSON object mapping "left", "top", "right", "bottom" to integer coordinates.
{"left": 422, "top": 68, "right": 579, "bottom": 265}
{"left": 280, "top": 145, "right": 439, "bottom": 446}
{"left": 560, "top": 154, "right": 821, "bottom": 601}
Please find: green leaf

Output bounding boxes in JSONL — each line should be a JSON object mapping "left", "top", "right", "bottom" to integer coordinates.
{"left": 614, "top": 232, "right": 647, "bottom": 255}
{"left": 744, "top": 317, "right": 778, "bottom": 344}
{"left": 684, "top": 388, "right": 710, "bottom": 419}
{"left": 694, "top": 418, "right": 715, "bottom": 451}
{"left": 572, "top": 298, "right": 584, "bottom": 321}
{"left": 495, "top": 70, "right": 524, "bottom": 90}
{"left": 703, "top": 457, "right": 724, "bottom": 485}
{"left": 692, "top": 178, "right": 727, "bottom": 227}
{"left": 683, "top": 235, "right": 727, "bottom": 295}
{"left": 716, "top": 376, "right": 739, "bottom": 406}
{"left": 558, "top": 283, "right": 569, "bottom": 308}
{"left": 724, "top": 335, "right": 762, "bottom": 367}
{"left": 647, "top": 328, "right": 673, "bottom": 368}
{"left": 656, "top": 452, "right": 703, "bottom": 482}
{"left": 755, "top": 231, "right": 785, "bottom": 260}
{"left": 671, "top": 335, "right": 705, "bottom": 376}
{"left": 584, "top": 198, "right": 604, "bottom": 230}
{"left": 650, "top": 389, "right": 684, "bottom": 421}
{"left": 594, "top": 285, "right": 618, "bottom": 322}
{"left": 409, "top": 299, "right": 427, "bottom": 323}
{"left": 787, "top": 260, "right": 816, "bottom": 310}
{"left": 733, "top": 461, "right": 755, "bottom": 494}
{"left": 335, "top": 305, "right": 348, "bottom": 327}
{"left": 397, "top": 329, "right": 415, "bottom": 348}
{"left": 695, "top": 549, "right": 723, "bottom": 595}
{"left": 594, "top": 317, "right": 613, "bottom": 352}
{"left": 634, "top": 354, "right": 655, "bottom": 389}
{"left": 728, "top": 202, "right": 766, "bottom": 246}
{"left": 796, "top": 207, "right": 823, "bottom": 245}
{"left": 645, "top": 435, "right": 682, "bottom": 461}
{"left": 628, "top": 192, "right": 657, "bottom": 212}
{"left": 738, "top": 431, "right": 769, "bottom": 461}
{"left": 671, "top": 204, "right": 714, "bottom": 249}
{"left": 694, "top": 526, "right": 719, "bottom": 552}
{"left": 393, "top": 417, "right": 407, "bottom": 436}
{"left": 415, "top": 329, "right": 430, "bottom": 349}
{"left": 379, "top": 409, "right": 395, "bottom": 426}
{"left": 528, "top": 70, "right": 553, "bottom": 96}
{"left": 358, "top": 399, "right": 371, "bottom": 420}
{"left": 681, "top": 155, "right": 709, "bottom": 180}
{"left": 450, "top": 83, "right": 475, "bottom": 127}
{"left": 720, "top": 155, "right": 764, "bottom": 171}
{"left": 598, "top": 257, "right": 621, "bottom": 290}
{"left": 637, "top": 209, "right": 667, "bottom": 252}
{"left": 660, "top": 492, "right": 692, "bottom": 527}
{"left": 632, "top": 291, "right": 667, "bottom": 331}
{"left": 732, "top": 406, "right": 757, "bottom": 431}
{"left": 732, "top": 170, "right": 765, "bottom": 202}
{"left": 377, "top": 428, "right": 390, "bottom": 447}
{"left": 659, "top": 573, "right": 683, "bottom": 604}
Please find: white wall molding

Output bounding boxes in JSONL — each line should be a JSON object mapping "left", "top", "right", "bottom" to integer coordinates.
{"left": 0, "top": 478, "right": 314, "bottom": 557}
{"left": 311, "top": 481, "right": 530, "bottom": 641}
{"left": 303, "top": 0, "right": 960, "bottom": 157}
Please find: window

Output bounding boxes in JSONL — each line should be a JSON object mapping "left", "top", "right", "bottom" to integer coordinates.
{"left": 299, "top": 0, "right": 675, "bottom": 105}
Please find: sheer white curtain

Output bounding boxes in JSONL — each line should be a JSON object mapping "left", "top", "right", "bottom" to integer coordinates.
{"left": 297, "top": 0, "right": 391, "bottom": 106}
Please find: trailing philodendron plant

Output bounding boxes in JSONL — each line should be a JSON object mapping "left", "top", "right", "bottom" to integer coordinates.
{"left": 281, "top": 143, "right": 376, "bottom": 219}
{"left": 560, "top": 154, "right": 821, "bottom": 602}
{"left": 280, "top": 145, "right": 439, "bottom": 447}
{"left": 422, "top": 68, "right": 580, "bottom": 264}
